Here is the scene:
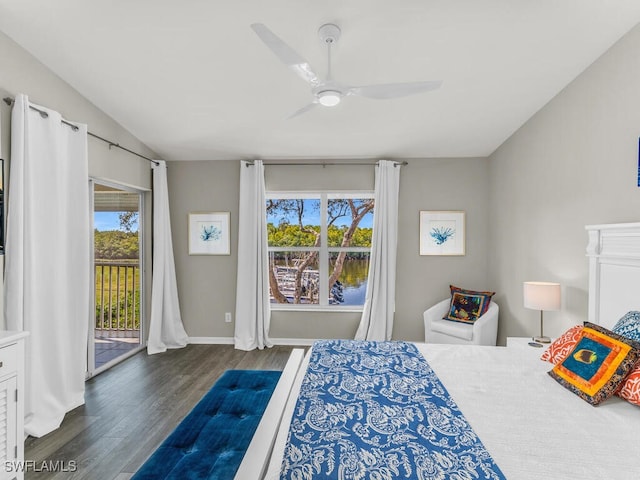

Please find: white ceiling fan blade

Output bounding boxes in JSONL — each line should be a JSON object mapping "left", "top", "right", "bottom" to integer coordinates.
{"left": 287, "top": 102, "right": 318, "bottom": 119}
{"left": 349, "top": 80, "right": 442, "bottom": 99}
{"left": 251, "top": 23, "right": 321, "bottom": 87}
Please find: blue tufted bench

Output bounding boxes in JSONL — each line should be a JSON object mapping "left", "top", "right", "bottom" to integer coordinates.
{"left": 132, "top": 369, "right": 282, "bottom": 480}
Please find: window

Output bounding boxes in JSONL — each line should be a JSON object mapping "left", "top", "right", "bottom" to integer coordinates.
{"left": 266, "top": 192, "right": 374, "bottom": 309}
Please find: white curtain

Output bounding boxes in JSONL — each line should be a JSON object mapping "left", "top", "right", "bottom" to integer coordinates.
{"left": 355, "top": 160, "right": 401, "bottom": 341}
{"left": 4, "top": 94, "right": 90, "bottom": 437}
{"left": 234, "top": 160, "right": 272, "bottom": 350}
{"left": 147, "top": 160, "right": 189, "bottom": 354}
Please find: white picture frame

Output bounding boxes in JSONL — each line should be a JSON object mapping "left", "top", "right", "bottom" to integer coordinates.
{"left": 419, "top": 210, "right": 465, "bottom": 256}
{"left": 188, "top": 212, "right": 230, "bottom": 255}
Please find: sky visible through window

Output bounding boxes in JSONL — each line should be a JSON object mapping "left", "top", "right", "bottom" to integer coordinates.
{"left": 94, "top": 212, "right": 138, "bottom": 231}
{"left": 267, "top": 199, "right": 374, "bottom": 228}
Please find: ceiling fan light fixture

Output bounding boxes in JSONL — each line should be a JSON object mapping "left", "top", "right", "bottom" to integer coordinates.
{"left": 317, "top": 90, "right": 341, "bottom": 107}
{"left": 251, "top": 23, "right": 441, "bottom": 117}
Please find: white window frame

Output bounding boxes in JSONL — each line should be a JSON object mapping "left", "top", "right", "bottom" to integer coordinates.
{"left": 267, "top": 191, "right": 374, "bottom": 312}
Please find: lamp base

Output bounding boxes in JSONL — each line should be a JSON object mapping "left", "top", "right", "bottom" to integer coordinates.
{"left": 533, "top": 335, "right": 551, "bottom": 344}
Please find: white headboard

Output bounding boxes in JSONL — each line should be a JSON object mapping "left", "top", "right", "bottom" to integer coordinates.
{"left": 586, "top": 222, "right": 640, "bottom": 330}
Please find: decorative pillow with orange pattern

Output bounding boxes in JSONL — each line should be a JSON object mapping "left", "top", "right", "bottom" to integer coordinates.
{"left": 543, "top": 323, "right": 640, "bottom": 407}
{"left": 548, "top": 322, "right": 640, "bottom": 406}
{"left": 541, "top": 325, "right": 584, "bottom": 364}
{"left": 617, "top": 369, "right": 640, "bottom": 407}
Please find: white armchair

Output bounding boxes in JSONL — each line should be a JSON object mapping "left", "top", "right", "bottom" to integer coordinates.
{"left": 424, "top": 299, "right": 499, "bottom": 345}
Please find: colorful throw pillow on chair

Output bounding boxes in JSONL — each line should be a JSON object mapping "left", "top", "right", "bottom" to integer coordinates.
{"left": 548, "top": 322, "right": 640, "bottom": 406}
{"left": 443, "top": 285, "right": 495, "bottom": 323}
{"left": 444, "top": 291, "right": 489, "bottom": 324}
{"left": 450, "top": 285, "right": 494, "bottom": 316}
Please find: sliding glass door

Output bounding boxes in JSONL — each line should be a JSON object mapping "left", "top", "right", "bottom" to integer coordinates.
{"left": 88, "top": 180, "right": 145, "bottom": 377}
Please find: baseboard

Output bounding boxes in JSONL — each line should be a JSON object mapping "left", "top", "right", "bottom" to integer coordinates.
{"left": 188, "top": 337, "right": 315, "bottom": 347}
{"left": 269, "top": 337, "right": 316, "bottom": 346}
{"left": 188, "top": 337, "right": 234, "bottom": 344}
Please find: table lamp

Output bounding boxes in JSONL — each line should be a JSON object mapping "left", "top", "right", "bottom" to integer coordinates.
{"left": 523, "top": 281, "right": 561, "bottom": 343}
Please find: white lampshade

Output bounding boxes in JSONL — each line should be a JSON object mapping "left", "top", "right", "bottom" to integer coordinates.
{"left": 523, "top": 281, "right": 561, "bottom": 311}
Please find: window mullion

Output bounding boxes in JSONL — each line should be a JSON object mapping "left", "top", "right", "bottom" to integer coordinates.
{"left": 319, "top": 194, "right": 328, "bottom": 306}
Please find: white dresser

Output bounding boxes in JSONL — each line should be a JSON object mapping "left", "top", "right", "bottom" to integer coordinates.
{"left": 0, "top": 331, "right": 28, "bottom": 480}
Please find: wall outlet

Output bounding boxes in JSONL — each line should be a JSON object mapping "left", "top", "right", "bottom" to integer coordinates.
{"left": 225, "top": 312, "right": 232, "bottom": 323}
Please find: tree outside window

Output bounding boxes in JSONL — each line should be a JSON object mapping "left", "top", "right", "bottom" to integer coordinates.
{"left": 266, "top": 193, "right": 374, "bottom": 307}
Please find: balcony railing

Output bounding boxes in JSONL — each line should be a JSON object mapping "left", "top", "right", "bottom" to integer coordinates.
{"left": 95, "top": 261, "right": 140, "bottom": 337}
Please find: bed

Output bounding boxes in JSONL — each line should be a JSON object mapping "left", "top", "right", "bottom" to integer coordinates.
{"left": 236, "top": 222, "right": 640, "bottom": 479}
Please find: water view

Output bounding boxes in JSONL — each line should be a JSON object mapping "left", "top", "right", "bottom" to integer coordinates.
{"left": 270, "top": 257, "right": 370, "bottom": 306}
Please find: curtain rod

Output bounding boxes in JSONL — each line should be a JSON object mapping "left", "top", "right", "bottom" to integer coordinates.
{"left": 245, "top": 160, "right": 408, "bottom": 167}
{"left": 3, "top": 96, "right": 159, "bottom": 166}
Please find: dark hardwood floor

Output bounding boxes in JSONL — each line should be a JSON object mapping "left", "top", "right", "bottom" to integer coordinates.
{"left": 24, "top": 344, "right": 299, "bottom": 480}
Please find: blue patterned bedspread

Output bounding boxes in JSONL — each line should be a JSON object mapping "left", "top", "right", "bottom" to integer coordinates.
{"left": 280, "top": 340, "right": 505, "bottom": 480}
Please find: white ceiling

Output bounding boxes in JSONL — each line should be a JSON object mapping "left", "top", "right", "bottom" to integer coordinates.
{"left": 1, "top": 0, "right": 639, "bottom": 161}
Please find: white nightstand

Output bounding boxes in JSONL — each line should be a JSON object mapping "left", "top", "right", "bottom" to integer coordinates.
{"left": 0, "top": 331, "right": 28, "bottom": 480}
{"left": 506, "top": 337, "right": 551, "bottom": 349}
{"left": 506, "top": 337, "right": 555, "bottom": 359}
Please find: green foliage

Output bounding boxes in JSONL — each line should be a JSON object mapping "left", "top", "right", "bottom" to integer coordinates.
{"left": 267, "top": 223, "right": 318, "bottom": 247}
{"left": 327, "top": 225, "right": 372, "bottom": 247}
{"left": 267, "top": 224, "right": 372, "bottom": 248}
{"left": 95, "top": 230, "right": 139, "bottom": 260}
{"left": 95, "top": 290, "right": 140, "bottom": 330}
{"left": 94, "top": 225, "right": 140, "bottom": 330}
{"left": 95, "top": 265, "right": 140, "bottom": 330}
{"left": 118, "top": 211, "right": 138, "bottom": 233}
{"left": 266, "top": 197, "right": 373, "bottom": 248}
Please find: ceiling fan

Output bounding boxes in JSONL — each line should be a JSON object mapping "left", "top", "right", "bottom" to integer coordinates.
{"left": 250, "top": 23, "right": 442, "bottom": 118}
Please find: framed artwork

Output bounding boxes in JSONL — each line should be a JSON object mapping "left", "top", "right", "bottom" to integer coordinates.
{"left": 188, "top": 212, "right": 230, "bottom": 255}
{"left": 419, "top": 210, "right": 465, "bottom": 256}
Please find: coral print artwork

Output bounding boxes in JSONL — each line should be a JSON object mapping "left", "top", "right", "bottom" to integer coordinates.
{"left": 430, "top": 225, "right": 455, "bottom": 245}
{"left": 420, "top": 211, "right": 465, "bottom": 256}
{"left": 200, "top": 223, "right": 222, "bottom": 242}
{"left": 189, "top": 212, "right": 230, "bottom": 255}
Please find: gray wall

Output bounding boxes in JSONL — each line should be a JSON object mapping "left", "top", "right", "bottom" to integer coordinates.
{"left": 5, "top": 17, "right": 638, "bottom": 346}
{"left": 169, "top": 18, "right": 640, "bottom": 345}
{"left": 396, "top": 158, "right": 490, "bottom": 341}
{"left": 0, "top": 28, "right": 493, "bottom": 344}
{"left": 166, "top": 160, "right": 240, "bottom": 339}
{"left": 0, "top": 31, "right": 154, "bottom": 188}
{"left": 167, "top": 158, "right": 491, "bottom": 342}
{"left": 0, "top": 31, "right": 157, "bottom": 331}
{"left": 488, "top": 23, "right": 640, "bottom": 344}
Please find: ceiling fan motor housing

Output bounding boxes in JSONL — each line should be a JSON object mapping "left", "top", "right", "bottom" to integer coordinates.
{"left": 318, "top": 23, "right": 341, "bottom": 44}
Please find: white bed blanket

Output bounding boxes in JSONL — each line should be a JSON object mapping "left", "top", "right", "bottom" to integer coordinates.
{"left": 419, "top": 344, "right": 640, "bottom": 480}
{"left": 267, "top": 343, "right": 640, "bottom": 480}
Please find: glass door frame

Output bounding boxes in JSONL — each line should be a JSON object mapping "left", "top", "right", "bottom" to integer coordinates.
{"left": 88, "top": 178, "right": 146, "bottom": 379}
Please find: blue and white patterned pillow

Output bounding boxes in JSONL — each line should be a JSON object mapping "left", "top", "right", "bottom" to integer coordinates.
{"left": 612, "top": 311, "right": 640, "bottom": 342}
